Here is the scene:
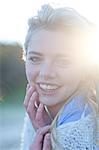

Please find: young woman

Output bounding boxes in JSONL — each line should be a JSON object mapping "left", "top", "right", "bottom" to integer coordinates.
{"left": 21, "top": 4, "right": 99, "bottom": 150}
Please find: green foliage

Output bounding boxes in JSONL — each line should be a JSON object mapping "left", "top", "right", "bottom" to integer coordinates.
{"left": 0, "top": 42, "right": 27, "bottom": 100}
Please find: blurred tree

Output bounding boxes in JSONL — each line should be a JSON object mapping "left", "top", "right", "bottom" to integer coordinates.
{"left": 0, "top": 42, "right": 27, "bottom": 99}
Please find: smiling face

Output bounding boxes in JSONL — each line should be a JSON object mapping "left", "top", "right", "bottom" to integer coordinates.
{"left": 25, "top": 29, "right": 86, "bottom": 109}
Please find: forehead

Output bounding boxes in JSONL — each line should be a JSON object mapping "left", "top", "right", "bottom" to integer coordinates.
{"left": 27, "top": 29, "right": 85, "bottom": 58}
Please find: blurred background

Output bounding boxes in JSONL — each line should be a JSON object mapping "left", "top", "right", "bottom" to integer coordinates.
{"left": 0, "top": 0, "right": 99, "bottom": 149}
{"left": 0, "top": 43, "right": 26, "bottom": 150}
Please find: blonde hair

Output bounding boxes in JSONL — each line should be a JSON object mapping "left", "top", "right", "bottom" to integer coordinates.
{"left": 24, "top": 4, "right": 94, "bottom": 52}
{"left": 24, "top": 4, "right": 99, "bottom": 146}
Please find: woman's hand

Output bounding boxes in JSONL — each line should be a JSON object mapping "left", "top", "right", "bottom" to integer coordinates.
{"left": 23, "top": 84, "right": 52, "bottom": 130}
{"left": 29, "top": 126, "right": 51, "bottom": 150}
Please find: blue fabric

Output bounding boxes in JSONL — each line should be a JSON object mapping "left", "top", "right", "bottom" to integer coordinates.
{"left": 56, "top": 94, "right": 99, "bottom": 149}
{"left": 57, "top": 93, "right": 92, "bottom": 126}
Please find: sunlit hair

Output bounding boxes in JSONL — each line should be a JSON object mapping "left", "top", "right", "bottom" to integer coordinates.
{"left": 24, "top": 4, "right": 97, "bottom": 109}
{"left": 24, "top": 4, "right": 99, "bottom": 145}
{"left": 24, "top": 4, "right": 95, "bottom": 52}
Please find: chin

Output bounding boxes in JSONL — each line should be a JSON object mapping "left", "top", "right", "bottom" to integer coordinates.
{"left": 39, "top": 96, "right": 56, "bottom": 106}
{"left": 39, "top": 95, "right": 64, "bottom": 107}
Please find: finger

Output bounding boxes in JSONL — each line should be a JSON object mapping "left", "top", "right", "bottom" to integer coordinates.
{"left": 27, "top": 91, "right": 38, "bottom": 119}
{"left": 29, "top": 139, "right": 42, "bottom": 150}
{"left": 35, "top": 103, "right": 45, "bottom": 124}
{"left": 31, "top": 132, "right": 43, "bottom": 150}
{"left": 36, "top": 126, "right": 50, "bottom": 137}
{"left": 26, "top": 83, "right": 30, "bottom": 91}
{"left": 29, "top": 137, "right": 42, "bottom": 150}
{"left": 43, "top": 133, "right": 51, "bottom": 150}
{"left": 31, "top": 126, "right": 50, "bottom": 150}
{"left": 23, "top": 86, "right": 35, "bottom": 108}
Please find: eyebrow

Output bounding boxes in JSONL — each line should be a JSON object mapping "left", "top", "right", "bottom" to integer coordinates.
{"left": 27, "top": 51, "right": 42, "bottom": 56}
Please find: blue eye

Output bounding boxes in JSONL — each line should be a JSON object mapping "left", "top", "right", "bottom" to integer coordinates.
{"left": 28, "top": 56, "right": 42, "bottom": 64}
{"left": 55, "top": 58, "right": 71, "bottom": 67}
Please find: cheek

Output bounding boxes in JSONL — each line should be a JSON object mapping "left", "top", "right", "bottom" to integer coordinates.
{"left": 61, "top": 67, "right": 83, "bottom": 85}
{"left": 25, "top": 65, "right": 39, "bottom": 84}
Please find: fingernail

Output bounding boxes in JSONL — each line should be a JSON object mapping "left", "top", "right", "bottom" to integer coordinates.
{"left": 26, "top": 84, "right": 29, "bottom": 89}
{"left": 30, "top": 86, "right": 33, "bottom": 90}
{"left": 33, "top": 91, "right": 37, "bottom": 95}
{"left": 46, "top": 133, "right": 51, "bottom": 139}
{"left": 27, "top": 83, "right": 30, "bottom": 86}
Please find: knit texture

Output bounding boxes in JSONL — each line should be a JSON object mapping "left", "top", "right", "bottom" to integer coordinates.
{"left": 51, "top": 114, "right": 97, "bottom": 150}
{"left": 20, "top": 95, "right": 99, "bottom": 150}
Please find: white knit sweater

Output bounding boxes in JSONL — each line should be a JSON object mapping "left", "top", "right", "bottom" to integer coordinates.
{"left": 20, "top": 97, "right": 99, "bottom": 150}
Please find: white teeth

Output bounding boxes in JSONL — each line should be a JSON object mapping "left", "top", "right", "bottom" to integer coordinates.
{"left": 39, "top": 84, "right": 58, "bottom": 90}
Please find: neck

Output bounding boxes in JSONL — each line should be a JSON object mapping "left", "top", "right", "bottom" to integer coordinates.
{"left": 47, "top": 88, "right": 87, "bottom": 120}
{"left": 48, "top": 100, "right": 66, "bottom": 119}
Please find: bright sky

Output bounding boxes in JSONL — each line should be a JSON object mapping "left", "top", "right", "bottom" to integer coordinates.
{"left": 0, "top": 0, "right": 99, "bottom": 45}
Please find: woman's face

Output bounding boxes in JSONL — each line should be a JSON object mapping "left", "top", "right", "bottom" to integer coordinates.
{"left": 25, "top": 29, "right": 86, "bottom": 107}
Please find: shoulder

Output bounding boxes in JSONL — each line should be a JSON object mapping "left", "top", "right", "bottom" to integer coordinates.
{"left": 57, "top": 95, "right": 92, "bottom": 126}
{"left": 52, "top": 114, "right": 97, "bottom": 150}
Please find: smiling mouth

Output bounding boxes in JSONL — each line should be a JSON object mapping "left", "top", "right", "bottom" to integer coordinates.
{"left": 37, "top": 83, "right": 61, "bottom": 93}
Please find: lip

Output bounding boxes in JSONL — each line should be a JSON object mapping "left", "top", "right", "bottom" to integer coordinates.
{"left": 36, "top": 82, "right": 61, "bottom": 96}
{"left": 36, "top": 81, "right": 60, "bottom": 86}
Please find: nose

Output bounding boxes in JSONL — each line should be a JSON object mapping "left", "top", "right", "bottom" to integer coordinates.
{"left": 39, "top": 61, "right": 56, "bottom": 80}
